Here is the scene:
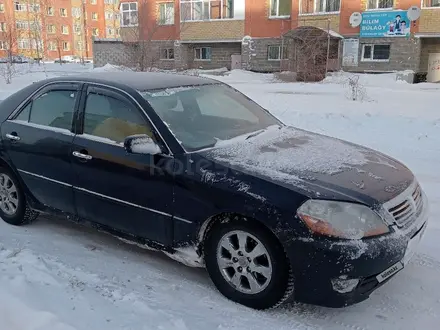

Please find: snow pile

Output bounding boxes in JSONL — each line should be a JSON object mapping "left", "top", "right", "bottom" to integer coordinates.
{"left": 0, "top": 288, "right": 76, "bottom": 330}
{"left": 91, "top": 63, "right": 131, "bottom": 72}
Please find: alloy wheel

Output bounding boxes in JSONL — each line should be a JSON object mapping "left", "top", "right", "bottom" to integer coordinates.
{"left": 0, "top": 173, "right": 19, "bottom": 215}
{"left": 216, "top": 230, "right": 273, "bottom": 294}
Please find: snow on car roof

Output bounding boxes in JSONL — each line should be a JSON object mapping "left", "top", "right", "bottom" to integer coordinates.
{"left": 50, "top": 71, "right": 219, "bottom": 91}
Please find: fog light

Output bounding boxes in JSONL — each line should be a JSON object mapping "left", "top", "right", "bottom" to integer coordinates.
{"left": 331, "top": 275, "right": 360, "bottom": 293}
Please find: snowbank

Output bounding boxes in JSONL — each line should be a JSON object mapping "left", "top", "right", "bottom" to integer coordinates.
{"left": 91, "top": 63, "right": 132, "bottom": 72}
{"left": 0, "top": 288, "right": 76, "bottom": 330}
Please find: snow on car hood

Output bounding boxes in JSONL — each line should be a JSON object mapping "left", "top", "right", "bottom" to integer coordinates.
{"left": 201, "top": 126, "right": 413, "bottom": 204}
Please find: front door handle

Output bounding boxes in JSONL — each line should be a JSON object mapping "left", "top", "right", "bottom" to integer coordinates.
{"left": 72, "top": 151, "right": 92, "bottom": 160}
{"left": 5, "top": 133, "right": 20, "bottom": 141}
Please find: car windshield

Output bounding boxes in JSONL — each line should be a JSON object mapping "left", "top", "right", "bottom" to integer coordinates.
{"left": 139, "top": 84, "right": 281, "bottom": 151}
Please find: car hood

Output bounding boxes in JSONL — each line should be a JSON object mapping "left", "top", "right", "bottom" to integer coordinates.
{"left": 199, "top": 126, "right": 414, "bottom": 205}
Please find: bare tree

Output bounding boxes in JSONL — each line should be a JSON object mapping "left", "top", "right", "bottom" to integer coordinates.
{"left": 26, "top": 0, "right": 50, "bottom": 65}
{"left": 106, "top": 0, "right": 120, "bottom": 39}
{"left": 0, "top": 11, "right": 18, "bottom": 83}
{"left": 70, "top": 1, "right": 91, "bottom": 65}
{"left": 121, "top": 0, "right": 181, "bottom": 71}
{"left": 44, "top": 0, "right": 69, "bottom": 65}
{"left": 283, "top": 25, "right": 340, "bottom": 82}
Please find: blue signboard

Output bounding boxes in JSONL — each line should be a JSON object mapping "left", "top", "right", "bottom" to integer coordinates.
{"left": 360, "top": 10, "right": 411, "bottom": 38}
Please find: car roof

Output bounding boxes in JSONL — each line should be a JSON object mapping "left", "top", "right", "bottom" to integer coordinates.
{"left": 47, "top": 71, "right": 220, "bottom": 91}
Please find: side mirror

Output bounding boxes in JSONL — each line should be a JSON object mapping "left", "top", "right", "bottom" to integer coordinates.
{"left": 124, "top": 134, "right": 161, "bottom": 155}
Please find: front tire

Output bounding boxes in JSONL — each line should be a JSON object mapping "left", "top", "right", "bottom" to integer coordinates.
{"left": 0, "top": 167, "right": 38, "bottom": 226}
{"left": 204, "top": 219, "right": 294, "bottom": 310}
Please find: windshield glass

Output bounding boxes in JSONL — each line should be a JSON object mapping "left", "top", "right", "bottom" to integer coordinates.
{"left": 139, "top": 84, "right": 281, "bottom": 151}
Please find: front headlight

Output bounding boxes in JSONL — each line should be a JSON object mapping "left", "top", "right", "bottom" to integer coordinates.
{"left": 297, "top": 200, "right": 389, "bottom": 240}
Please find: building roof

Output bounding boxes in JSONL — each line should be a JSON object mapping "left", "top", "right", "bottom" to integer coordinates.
{"left": 49, "top": 71, "right": 219, "bottom": 91}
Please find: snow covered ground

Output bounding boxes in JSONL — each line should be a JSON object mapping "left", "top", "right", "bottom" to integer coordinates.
{"left": 0, "top": 63, "right": 439, "bottom": 330}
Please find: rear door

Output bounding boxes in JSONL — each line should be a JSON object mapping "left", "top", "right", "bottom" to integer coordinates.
{"left": 70, "top": 85, "right": 175, "bottom": 245}
{"left": 1, "top": 83, "right": 81, "bottom": 213}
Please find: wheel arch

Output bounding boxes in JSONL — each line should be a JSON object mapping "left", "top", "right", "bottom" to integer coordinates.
{"left": 0, "top": 156, "right": 40, "bottom": 209}
{"left": 196, "top": 212, "right": 285, "bottom": 257}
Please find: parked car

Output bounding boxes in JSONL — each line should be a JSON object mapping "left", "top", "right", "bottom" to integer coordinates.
{"left": 0, "top": 72, "right": 428, "bottom": 310}
{"left": 0, "top": 55, "right": 31, "bottom": 64}
{"left": 12, "top": 55, "right": 31, "bottom": 63}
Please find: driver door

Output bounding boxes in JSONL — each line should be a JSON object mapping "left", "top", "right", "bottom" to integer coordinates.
{"left": 71, "top": 85, "right": 175, "bottom": 245}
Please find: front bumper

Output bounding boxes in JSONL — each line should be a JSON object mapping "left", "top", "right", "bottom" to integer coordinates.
{"left": 285, "top": 192, "right": 429, "bottom": 308}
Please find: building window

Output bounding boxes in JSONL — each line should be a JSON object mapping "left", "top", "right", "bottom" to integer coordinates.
{"left": 301, "top": 0, "right": 341, "bottom": 14}
{"left": 18, "top": 39, "right": 30, "bottom": 50}
{"left": 75, "top": 41, "right": 84, "bottom": 50}
{"left": 16, "top": 21, "right": 29, "bottom": 30}
{"left": 267, "top": 45, "right": 287, "bottom": 60}
{"left": 0, "top": 3, "right": 4, "bottom": 12}
{"left": 30, "top": 22, "right": 39, "bottom": 31}
{"left": 60, "top": 8, "right": 68, "bottom": 17}
{"left": 91, "top": 12, "right": 98, "bottom": 20}
{"left": 74, "top": 24, "right": 82, "bottom": 33}
{"left": 72, "top": 7, "right": 82, "bottom": 18}
{"left": 47, "top": 6, "right": 54, "bottom": 15}
{"left": 121, "top": 2, "right": 138, "bottom": 26}
{"left": 48, "top": 41, "right": 57, "bottom": 51}
{"left": 47, "top": 25, "right": 56, "bottom": 34}
{"left": 31, "top": 40, "right": 43, "bottom": 50}
{"left": 180, "top": 0, "right": 234, "bottom": 21}
{"left": 105, "top": 11, "right": 113, "bottom": 19}
{"left": 270, "top": 0, "right": 291, "bottom": 17}
{"left": 62, "top": 25, "right": 69, "bottom": 34}
{"left": 106, "top": 28, "right": 114, "bottom": 35}
{"left": 160, "top": 48, "right": 175, "bottom": 59}
{"left": 105, "top": 0, "right": 118, "bottom": 4}
{"left": 91, "top": 0, "right": 97, "bottom": 4}
{"left": 0, "top": 41, "right": 6, "bottom": 50}
{"left": 14, "top": 2, "right": 27, "bottom": 11}
{"left": 315, "top": 0, "right": 340, "bottom": 12}
{"left": 361, "top": 44, "right": 390, "bottom": 61}
{"left": 367, "top": 0, "right": 393, "bottom": 10}
{"left": 92, "top": 28, "right": 99, "bottom": 36}
{"left": 195, "top": 47, "right": 211, "bottom": 60}
{"left": 159, "top": 3, "right": 175, "bottom": 25}
{"left": 28, "top": 4, "right": 40, "bottom": 12}
{"left": 0, "top": 22, "right": 6, "bottom": 32}
{"left": 422, "top": 0, "right": 440, "bottom": 7}
{"left": 62, "top": 42, "right": 69, "bottom": 51}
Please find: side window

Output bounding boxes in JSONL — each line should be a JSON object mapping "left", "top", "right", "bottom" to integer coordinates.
{"left": 83, "top": 91, "right": 153, "bottom": 144}
{"left": 14, "top": 90, "right": 77, "bottom": 130}
{"left": 15, "top": 103, "right": 31, "bottom": 121}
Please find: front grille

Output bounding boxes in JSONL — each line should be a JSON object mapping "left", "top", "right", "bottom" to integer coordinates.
{"left": 387, "top": 183, "right": 423, "bottom": 228}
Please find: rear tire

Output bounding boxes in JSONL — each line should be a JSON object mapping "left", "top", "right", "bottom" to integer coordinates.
{"left": 0, "top": 167, "right": 39, "bottom": 226}
{"left": 204, "top": 218, "right": 294, "bottom": 310}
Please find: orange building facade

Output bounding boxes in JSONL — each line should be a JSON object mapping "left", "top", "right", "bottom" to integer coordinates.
{"left": 0, "top": 0, "right": 121, "bottom": 60}
{"left": 96, "top": 1, "right": 440, "bottom": 75}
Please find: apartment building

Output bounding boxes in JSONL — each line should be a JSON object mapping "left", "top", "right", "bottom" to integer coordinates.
{"left": 0, "top": 0, "right": 121, "bottom": 60}
{"left": 94, "top": 1, "right": 439, "bottom": 76}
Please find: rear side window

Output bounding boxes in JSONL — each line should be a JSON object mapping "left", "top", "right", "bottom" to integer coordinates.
{"left": 14, "top": 90, "right": 77, "bottom": 130}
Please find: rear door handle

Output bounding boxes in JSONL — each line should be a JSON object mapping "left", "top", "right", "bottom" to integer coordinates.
{"left": 5, "top": 133, "right": 20, "bottom": 141}
{"left": 72, "top": 151, "right": 92, "bottom": 160}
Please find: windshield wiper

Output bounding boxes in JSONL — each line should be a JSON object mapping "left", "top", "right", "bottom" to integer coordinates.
{"left": 245, "top": 129, "right": 266, "bottom": 140}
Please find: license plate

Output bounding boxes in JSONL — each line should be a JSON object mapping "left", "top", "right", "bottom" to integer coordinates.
{"left": 376, "top": 262, "right": 404, "bottom": 283}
